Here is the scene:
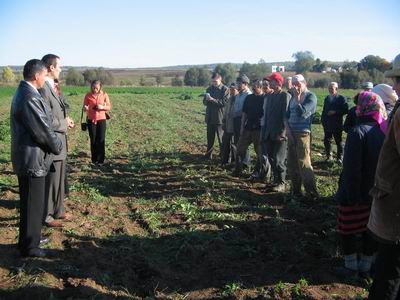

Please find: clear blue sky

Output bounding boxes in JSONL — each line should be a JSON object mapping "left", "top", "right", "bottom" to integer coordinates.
{"left": 0, "top": 0, "right": 399, "bottom": 68}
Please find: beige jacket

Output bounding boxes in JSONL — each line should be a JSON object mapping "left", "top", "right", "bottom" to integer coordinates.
{"left": 368, "top": 106, "right": 400, "bottom": 243}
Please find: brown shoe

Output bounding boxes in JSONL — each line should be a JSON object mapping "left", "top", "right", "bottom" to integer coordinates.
{"left": 57, "top": 212, "right": 73, "bottom": 222}
{"left": 46, "top": 220, "right": 63, "bottom": 228}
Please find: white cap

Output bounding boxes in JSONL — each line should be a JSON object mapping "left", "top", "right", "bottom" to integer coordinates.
{"left": 292, "top": 74, "right": 305, "bottom": 83}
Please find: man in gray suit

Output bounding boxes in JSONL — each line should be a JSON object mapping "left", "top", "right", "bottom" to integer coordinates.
{"left": 261, "top": 72, "right": 290, "bottom": 192}
{"left": 39, "top": 54, "right": 74, "bottom": 227}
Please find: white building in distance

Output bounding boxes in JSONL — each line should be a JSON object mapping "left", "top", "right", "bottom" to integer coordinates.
{"left": 272, "top": 65, "right": 285, "bottom": 73}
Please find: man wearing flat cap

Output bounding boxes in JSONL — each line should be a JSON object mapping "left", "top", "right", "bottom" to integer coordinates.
{"left": 232, "top": 74, "right": 252, "bottom": 169}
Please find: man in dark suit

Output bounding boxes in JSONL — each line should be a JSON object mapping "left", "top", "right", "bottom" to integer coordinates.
{"left": 261, "top": 72, "right": 291, "bottom": 192}
{"left": 39, "top": 54, "right": 74, "bottom": 227}
{"left": 203, "top": 72, "right": 229, "bottom": 159}
{"left": 321, "top": 82, "right": 348, "bottom": 163}
{"left": 11, "top": 59, "right": 62, "bottom": 257}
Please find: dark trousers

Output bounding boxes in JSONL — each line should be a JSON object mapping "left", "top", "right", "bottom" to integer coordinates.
{"left": 341, "top": 232, "right": 377, "bottom": 256}
{"left": 257, "top": 138, "right": 271, "bottom": 180}
{"left": 323, "top": 131, "right": 343, "bottom": 159}
{"left": 265, "top": 138, "right": 287, "bottom": 184}
{"left": 368, "top": 242, "right": 400, "bottom": 300}
{"left": 17, "top": 176, "right": 45, "bottom": 254}
{"left": 88, "top": 119, "right": 106, "bottom": 163}
{"left": 221, "top": 132, "right": 235, "bottom": 164}
{"left": 44, "top": 160, "right": 66, "bottom": 223}
{"left": 233, "top": 116, "right": 250, "bottom": 165}
{"left": 206, "top": 124, "right": 223, "bottom": 157}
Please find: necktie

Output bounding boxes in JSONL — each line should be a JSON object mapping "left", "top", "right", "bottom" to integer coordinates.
{"left": 54, "top": 82, "right": 61, "bottom": 97}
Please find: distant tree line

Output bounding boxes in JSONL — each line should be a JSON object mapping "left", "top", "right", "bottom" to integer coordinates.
{"left": 0, "top": 53, "right": 393, "bottom": 89}
{"left": 66, "top": 67, "right": 115, "bottom": 86}
{"left": 291, "top": 51, "right": 391, "bottom": 89}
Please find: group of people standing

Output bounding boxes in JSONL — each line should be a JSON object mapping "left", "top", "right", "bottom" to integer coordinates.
{"left": 7, "top": 51, "right": 400, "bottom": 298}
{"left": 203, "top": 71, "right": 318, "bottom": 198}
{"left": 10, "top": 54, "right": 111, "bottom": 258}
{"left": 203, "top": 53, "right": 400, "bottom": 299}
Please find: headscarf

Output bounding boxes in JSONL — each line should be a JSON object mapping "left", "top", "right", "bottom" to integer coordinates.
{"left": 356, "top": 91, "right": 388, "bottom": 134}
{"left": 371, "top": 84, "right": 398, "bottom": 106}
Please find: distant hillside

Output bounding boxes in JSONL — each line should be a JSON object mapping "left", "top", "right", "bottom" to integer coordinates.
{"left": 1, "top": 61, "right": 298, "bottom": 73}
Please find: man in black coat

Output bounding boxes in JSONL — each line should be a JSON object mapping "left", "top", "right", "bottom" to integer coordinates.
{"left": 10, "top": 59, "right": 62, "bottom": 257}
{"left": 321, "top": 82, "right": 348, "bottom": 163}
{"left": 261, "top": 73, "right": 291, "bottom": 192}
{"left": 203, "top": 72, "right": 228, "bottom": 159}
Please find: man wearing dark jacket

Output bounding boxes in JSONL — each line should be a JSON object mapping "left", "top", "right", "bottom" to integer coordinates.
{"left": 261, "top": 72, "right": 291, "bottom": 192}
{"left": 321, "top": 82, "right": 348, "bottom": 163}
{"left": 10, "top": 59, "right": 62, "bottom": 257}
{"left": 203, "top": 72, "right": 228, "bottom": 159}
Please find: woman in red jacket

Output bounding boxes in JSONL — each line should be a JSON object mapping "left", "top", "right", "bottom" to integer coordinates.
{"left": 83, "top": 80, "right": 111, "bottom": 164}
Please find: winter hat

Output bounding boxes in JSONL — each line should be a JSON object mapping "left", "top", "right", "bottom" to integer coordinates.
{"left": 237, "top": 74, "right": 250, "bottom": 84}
{"left": 292, "top": 74, "right": 306, "bottom": 83}
{"left": 385, "top": 53, "right": 400, "bottom": 78}
{"left": 372, "top": 84, "right": 398, "bottom": 105}
{"left": 266, "top": 72, "right": 284, "bottom": 86}
{"left": 362, "top": 82, "right": 374, "bottom": 89}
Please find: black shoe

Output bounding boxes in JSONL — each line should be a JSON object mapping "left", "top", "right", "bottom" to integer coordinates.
{"left": 21, "top": 248, "right": 47, "bottom": 258}
{"left": 332, "top": 266, "right": 358, "bottom": 279}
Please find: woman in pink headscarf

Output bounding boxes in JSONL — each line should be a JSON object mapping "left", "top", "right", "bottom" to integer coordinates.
{"left": 335, "top": 91, "right": 387, "bottom": 278}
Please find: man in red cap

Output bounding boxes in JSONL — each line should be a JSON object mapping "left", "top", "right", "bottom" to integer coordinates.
{"left": 260, "top": 72, "right": 291, "bottom": 192}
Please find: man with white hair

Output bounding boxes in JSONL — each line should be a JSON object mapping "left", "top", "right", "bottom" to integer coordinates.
{"left": 284, "top": 74, "right": 318, "bottom": 198}
{"left": 321, "top": 82, "right": 348, "bottom": 163}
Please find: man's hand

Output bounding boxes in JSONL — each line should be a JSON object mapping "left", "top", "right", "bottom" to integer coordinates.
{"left": 276, "top": 135, "right": 286, "bottom": 141}
{"left": 96, "top": 104, "right": 104, "bottom": 110}
{"left": 84, "top": 105, "right": 89, "bottom": 111}
{"left": 66, "top": 116, "right": 75, "bottom": 129}
{"left": 327, "top": 110, "right": 336, "bottom": 116}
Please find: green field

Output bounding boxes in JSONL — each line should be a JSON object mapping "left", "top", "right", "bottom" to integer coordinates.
{"left": 0, "top": 86, "right": 371, "bottom": 299}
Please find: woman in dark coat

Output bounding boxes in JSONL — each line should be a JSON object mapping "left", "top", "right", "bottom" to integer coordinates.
{"left": 335, "top": 91, "right": 387, "bottom": 277}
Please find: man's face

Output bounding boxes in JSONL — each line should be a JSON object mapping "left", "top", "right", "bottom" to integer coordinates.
{"left": 36, "top": 68, "right": 48, "bottom": 88}
{"left": 392, "top": 78, "right": 400, "bottom": 96}
{"left": 293, "top": 80, "right": 306, "bottom": 95}
{"left": 238, "top": 82, "right": 247, "bottom": 91}
{"left": 253, "top": 85, "right": 263, "bottom": 95}
{"left": 212, "top": 77, "right": 222, "bottom": 87}
{"left": 328, "top": 85, "right": 337, "bottom": 96}
{"left": 49, "top": 58, "right": 62, "bottom": 80}
{"left": 269, "top": 79, "right": 280, "bottom": 91}
{"left": 230, "top": 87, "right": 239, "bottom": 96}
{"left": 286, "top": 79, "right": 292, "bottom": 89}
{"left": 262, "top": 81, "right": 272, "bottom": 94}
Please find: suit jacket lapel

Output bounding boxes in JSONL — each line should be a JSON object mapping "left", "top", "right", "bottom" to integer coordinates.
{"left": 46, "top": 81, "right": 65, "bottom": 110}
